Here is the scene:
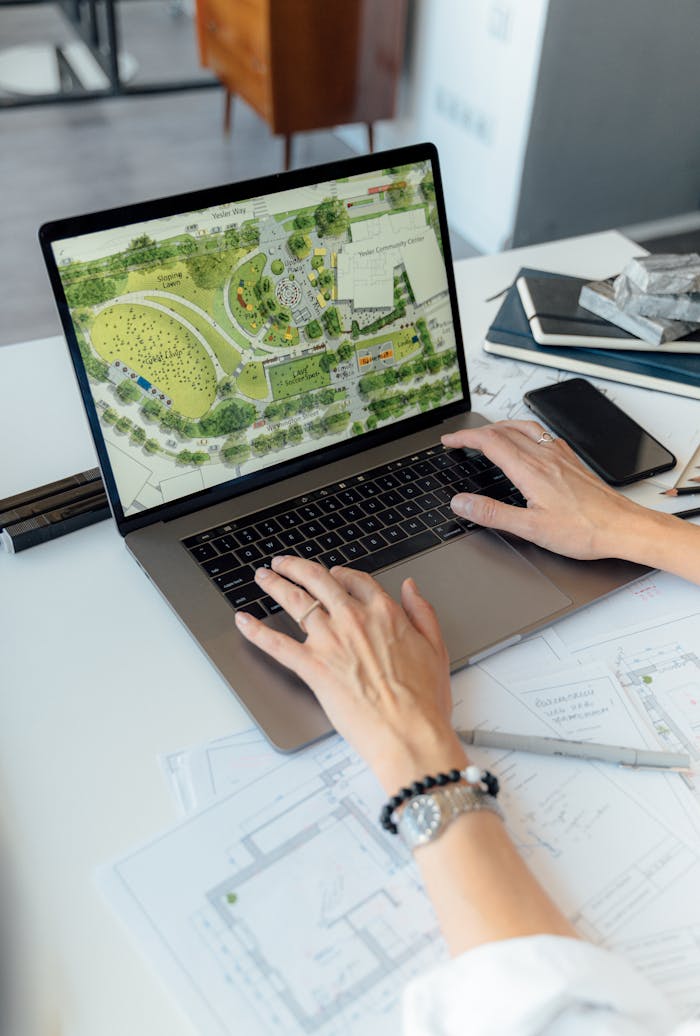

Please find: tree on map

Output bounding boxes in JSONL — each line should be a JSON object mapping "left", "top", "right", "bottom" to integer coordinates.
{"left": 240, "top": 223, "right": 260, "bottom": 249}
{"left": 322, "top": 307, "right": 342, "bottom": 338}
{"left": 337, "top": 340, "right": 354, "bottom": 363}
{"left": 217, "top": 376, "right": 236, "bottom": 398}
{"left": 358, "top": 372, "right": 383, "bottom": 396}
{"left": 421, "top": 172, "right": 436, "bottom": 202}
{"left": 271, "top": 259, "right": 284, "bottom": 275}
{"left": 144, "top": 438, "right": 161, "bottom": 454}
{"left": 387, "top": 182, "right": 414, "bottom": 209}
{"left": 323, "top": 411, "right": 351, "bottom": 434}
{"left": 305, "top": 320, "right": 323, "bottom": 340}
{"left": 177, "top": 450, "right": 193, "bottom": 465}
{"left": 314, "top": 198, "right": 349, "bottom": 238}
{"left": 319, "top": 351, "right": 337, "bottom": 373}
{"left": 142, "top": 398, "right": 165, "bottom": 421}
{"left": 117, "top": 380, "right": 142, "bottom": 404}
{"left": 307, "top": 418, "right": 325, "bottom": 438}
{"left": 311, "top": 255, "right": 324, "bottom": 271}
{"left": 366, "top": 415, "right": 378, "bottom": 431}
{"left": 352, "top": 421, "right": 364, "bottom": 436}
{"left": 115, "top": 416, "right": 132, "bottom": 433}
{"left": 288, "top": 232, "right": 311, "bottom": 260}
{"left": 222, "top": 441, "right": 251, "bottom": 464}
{"left": 188, "top": 252, "right": 230, "bottom": 289}
{"left": 65, "top": 277, "right": 121, "bottom": 308}
{"left": 224, "top": 227, "right": 240, "bottom": 249}
{"left": 190, "top": 452, "right": 209, "bottom": 465}
{"left": 128, "top": 234, "right": 156, "bottom": 251}
{"left": 130, "top": 425, "right": 147, "bottom": 445}
{"left": 102, "top": 408, "right": 118, "bottom": 424}
{"left": 416, "top": 318, "right": 433, "bottom": 353}
{"left": 299, "top": 393, "right": 317, "bottom": 413}
{"left": 294, "top": 211, "right": 315, "bottom": 231}
{"left": 318, "top": 388, "right": 337, "bottom": 406}
{"left": 198, "top": 399, "right": 257, "bottom": 437}
{"left": 178, "top": 238, "right": 197, "bottom": 256}
{"left": 426, "top": 355, "right": 442, "bottom": 375}
{"left": 252, "top": 434, "right": 273, "bottom": 455}
{"left": 288, "top": 423, "right": 303, "bottom": 443}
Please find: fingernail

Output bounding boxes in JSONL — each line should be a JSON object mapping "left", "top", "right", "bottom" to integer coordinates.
{"left": 271, "top": 555, "right": 288, "bottom": 568}
{"left": 256, "top": 566, "right": 270, "bottom": 580}
{"left": 452, "top": 496, "right": 473, "bottom": 516}
{"left": 235, "top": 611, "right": 252, "bottom": 627}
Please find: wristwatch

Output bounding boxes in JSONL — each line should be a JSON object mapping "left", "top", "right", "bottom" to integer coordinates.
{"left": 397, "top": 783, "right": 504, "bottom": 850}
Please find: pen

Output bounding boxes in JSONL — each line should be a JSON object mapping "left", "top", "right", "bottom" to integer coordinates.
{"left": 457, "top": 729, "right": 692, "bottom": 771}
{"left": 661, "top": 486, "right": 700, "bottom": 497}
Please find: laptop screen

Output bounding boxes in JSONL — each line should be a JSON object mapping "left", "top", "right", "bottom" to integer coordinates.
{"left": 48, "top": 151, "right": 465, "bottom": 521}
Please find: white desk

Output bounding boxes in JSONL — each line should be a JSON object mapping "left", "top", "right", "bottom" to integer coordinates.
{"left": 0, "top": 231, "right": 689, "bottom": 1036}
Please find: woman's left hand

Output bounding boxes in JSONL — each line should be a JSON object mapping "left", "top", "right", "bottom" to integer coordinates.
{"left": 234, "top": 556, "right": 467, "bottom": 792}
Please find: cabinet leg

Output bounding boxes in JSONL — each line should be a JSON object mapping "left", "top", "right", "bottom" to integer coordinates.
{"left": 367, "top": 122, "right": 374, "bottom": 153}
{"left": 223, "top": 89, "right": 234, "bottom": 135}
{"left": 284, "top": 134, "right": 292, "bottom": 170}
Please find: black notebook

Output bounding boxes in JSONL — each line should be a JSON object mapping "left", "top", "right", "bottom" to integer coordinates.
{"left": 517, "top": 272, "right": 700, "bottom": 352}
{"left": 484, "top": 268, "right": 700, "bottom": 401}
{"left": 517, "top": 274, "right": 636, "bottom": 347}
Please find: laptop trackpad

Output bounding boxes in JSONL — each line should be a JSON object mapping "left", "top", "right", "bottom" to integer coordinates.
{"left": 376, "top": 530, "right": 572, "bottom": 666}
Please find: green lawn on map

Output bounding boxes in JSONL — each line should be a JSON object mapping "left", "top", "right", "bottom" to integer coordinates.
{"left": 269, "top": 355, "right": 330, "bottom": 399}
{"left": 91, "top": 303, "right": 216, "bottom": 418}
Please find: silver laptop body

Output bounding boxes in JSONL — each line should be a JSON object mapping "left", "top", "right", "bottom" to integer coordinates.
{"left": 40, "top": 143, "right": 646, "bottom": 751}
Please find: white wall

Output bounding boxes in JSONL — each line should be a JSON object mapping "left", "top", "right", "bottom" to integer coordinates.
{"left": 411, "top": 0, "right": 549, "bottom": 253}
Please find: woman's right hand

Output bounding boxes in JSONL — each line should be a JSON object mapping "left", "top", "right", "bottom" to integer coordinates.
{"left": 442, "top": 420, "right": 660, "bottom": 562}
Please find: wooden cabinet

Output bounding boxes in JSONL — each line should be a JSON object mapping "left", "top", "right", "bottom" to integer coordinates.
{"left": 195, "top": 0, "right": 408, "bottom": 167}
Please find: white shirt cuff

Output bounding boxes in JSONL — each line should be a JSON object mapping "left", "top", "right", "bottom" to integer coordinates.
{"left": 403, "top": 935, "right": 681, "bottom": 1036}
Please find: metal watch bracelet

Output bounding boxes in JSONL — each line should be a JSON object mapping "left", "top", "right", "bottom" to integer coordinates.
{"left": 397, "top": 783, "right": 504, "bottom": 851}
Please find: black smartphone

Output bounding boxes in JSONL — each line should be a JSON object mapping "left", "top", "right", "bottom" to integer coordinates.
{"left": 523, "top": 378, "right": 676, "bottom": 486}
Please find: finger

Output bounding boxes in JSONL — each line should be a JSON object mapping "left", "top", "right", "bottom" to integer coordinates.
{"left": 330, "top": 564, "right": 385, "bottom": 605}
{"left": 270, "top": 555, "right": 348, "bottom": 613}
{"left": 441, "top": 424, "right": 540, "bottom": 477}
{"left": 235, "top": 609, "right": 315, "bottom": 678}
{"left": 254, "top": 565, "right": 322, "bottom": 627}
{"left": 451, "top": 491, "right": 537, "bottom": 539}
{"left": 400, "top": 578, "right": 446, "bottom": 653}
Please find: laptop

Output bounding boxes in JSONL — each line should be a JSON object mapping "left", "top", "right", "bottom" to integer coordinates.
{"left": 39, "top": 142, "right": 646, "bottom": 751}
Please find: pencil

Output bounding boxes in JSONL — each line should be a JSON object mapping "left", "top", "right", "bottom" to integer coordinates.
{"left": 661, "top": 486, "right": 700, "bottom": 497}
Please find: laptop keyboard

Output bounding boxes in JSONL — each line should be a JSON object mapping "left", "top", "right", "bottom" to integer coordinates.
{"left": 182, "top": 444, "right": 526, "bottom": 619}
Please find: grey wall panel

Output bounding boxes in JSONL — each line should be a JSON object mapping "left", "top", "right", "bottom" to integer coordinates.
{"left": 512, "top": 0, "right": 700, "bottom": 246}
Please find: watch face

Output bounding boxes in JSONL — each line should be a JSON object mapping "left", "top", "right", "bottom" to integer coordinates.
{"left": 404, "top": 795, "right": 443, "bottom": 845}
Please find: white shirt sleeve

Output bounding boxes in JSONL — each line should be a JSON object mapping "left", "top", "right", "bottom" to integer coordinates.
{"left": 402, "top": 935, "right": 700, "bottom": 1036}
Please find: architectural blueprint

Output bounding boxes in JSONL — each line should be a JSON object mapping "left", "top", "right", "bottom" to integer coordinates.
{"left": 107, "top": 598, "right": 700, "bottom": 1036}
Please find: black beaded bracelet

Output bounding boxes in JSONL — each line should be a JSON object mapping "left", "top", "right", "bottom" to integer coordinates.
{"left": 380, "top": 766, "right": 499, "bottom": 835}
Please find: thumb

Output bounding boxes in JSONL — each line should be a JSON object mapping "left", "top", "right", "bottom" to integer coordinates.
{"left": 401, "top": 578, "right": 446, "bottom": 654}
{"left": 451, "top": 492, "right": 534, "bottom": 538}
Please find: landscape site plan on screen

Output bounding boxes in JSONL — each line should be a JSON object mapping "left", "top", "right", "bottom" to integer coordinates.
{"left": 53, "top": 160, "right": 460, "bottom": 517}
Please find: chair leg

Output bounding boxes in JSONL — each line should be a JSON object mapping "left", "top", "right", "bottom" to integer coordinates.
{"left": 284, "top": 133, "right": 292, "bottom": 170}
{"left": 223, "top": 89, "right": 234, "bottom": 134}
{"left": 367, "top": 122, "right": 374, "bottom": 153}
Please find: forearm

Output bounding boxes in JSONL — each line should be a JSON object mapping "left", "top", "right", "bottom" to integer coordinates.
{"left": 600, "top": 506, "right": 700, "bottom": 584}
{"left": 379, "top": 732, "right": 575, "bottom": 957}
{"left": 415, "top": 810, "right": 576, "bottom": 956}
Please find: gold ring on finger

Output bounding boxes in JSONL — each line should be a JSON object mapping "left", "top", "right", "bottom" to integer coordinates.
{"left": 297, "top": 598, "right": 325, "bottom": 634}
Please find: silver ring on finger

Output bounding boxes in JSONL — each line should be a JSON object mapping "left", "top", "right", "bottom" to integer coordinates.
{"left": 297, "top": 598, "right": 326, "bottom": 634}
{"left": 536, "top": 431, "right": 556, "bottom": 445}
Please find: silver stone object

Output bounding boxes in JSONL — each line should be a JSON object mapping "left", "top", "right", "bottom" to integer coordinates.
{"left": 624, "top": 254, "right": 700, "bottom": 294}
